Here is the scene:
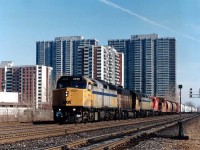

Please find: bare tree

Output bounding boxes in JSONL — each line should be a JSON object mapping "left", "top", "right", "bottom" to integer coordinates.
{"left": 164, "top": 85, "right": 178, "bottom": 102}
{"left": 184, "top": 101, "right": 195, "bottom": 107}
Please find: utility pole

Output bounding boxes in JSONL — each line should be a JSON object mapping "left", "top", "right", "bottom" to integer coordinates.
{"left": 178, "top": 85, "right": 184, "bottom": 138}
{"left": 178, "top": 84, "right": 188, "bottom": 139}
{"left": 178, "top": 85, "right": 182, "bottom": 114}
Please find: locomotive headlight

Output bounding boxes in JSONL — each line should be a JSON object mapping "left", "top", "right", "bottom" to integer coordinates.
{"left": 76, "top": 114, "right": 81, "bottom": 118}
{"left": 65, "top": 91, "right": 68, "bottom": 97}
{"left": 73, "top": 108, "right": 76, "bottom": 112}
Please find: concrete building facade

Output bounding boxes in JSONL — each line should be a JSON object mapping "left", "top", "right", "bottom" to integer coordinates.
{"left": 77, "top": 45, "right": 124, "bottom": 86}
{"left": 0, "top": 62, "right": 53, "bottom": 109}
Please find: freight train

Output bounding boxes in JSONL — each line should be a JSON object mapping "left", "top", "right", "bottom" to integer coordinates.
{"left": 52, "top": 76, "right": 196, "bottom": 123}
{"left": 181, "top": 104, "right": 198, "bottom": 113}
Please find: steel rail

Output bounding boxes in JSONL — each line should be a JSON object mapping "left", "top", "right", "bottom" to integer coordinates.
{"left": 43, "top": 114, "right": 199, "bottom": 150}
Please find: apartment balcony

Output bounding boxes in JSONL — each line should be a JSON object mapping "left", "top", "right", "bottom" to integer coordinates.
{"left": 109, "top": 66, "right": 113, "bottom": 69}
{"left": 109, "top": 73, "right": 113, "bottom": 76}
{"left": 97, "top": 52, "right": 102, "bottom": 55}
{"left": 97, "top": 76, "right": 101, "bottom": 79}
{"left": 115, "top": 80, "right": 119, "bottom": 84}
{"left": 104, "top": 64, "right": 109, "bottom": 67}
{"left": 97, "top": 58, "right": 101, "bottom": 61}
{"left": 115, "top": 72, "right": 119, "bottom": 76}
{"left": 115, "top": 76, "right": 120, "bottom": 80}
{"left": 97, "top": 69, "right": 101, "bottom": 72}
{"left": 84, "top": 57, "right": 89, "bottom": 60}
{"left": 104, "top": 70, "right": 109, "bottom": 73}
{"left": 116, "top": 63, "right": 120, "bottom": 66}
{"left": 109, "top": 59, "right": 113, "bottom": 61}
{"left": 108, "top": 65, "right": 113, "bottom": 68}
{"left": 109, "top": 63, "right": 113, "bottom": 66}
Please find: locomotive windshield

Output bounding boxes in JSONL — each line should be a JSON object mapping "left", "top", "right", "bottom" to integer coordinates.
{"left": 57, "top": 76, "right": 87, "bottom": 89}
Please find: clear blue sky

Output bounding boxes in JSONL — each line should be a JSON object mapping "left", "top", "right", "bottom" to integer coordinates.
{"left": 1, "top": 0, "right": 200, "bottom": 107}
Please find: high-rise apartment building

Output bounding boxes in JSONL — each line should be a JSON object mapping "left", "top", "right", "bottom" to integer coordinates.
{"left": 77, "top": 45, "right": 124, "bottom": 86}
{"left": 108, "top": 34, "right": 176, "bottom": 98}
{"left": 155, "top": 38, "right": 176, "bottom": 97}
{"left": 36, "top": 36, "right": 99, "bottom": 81}
{"left": 108, "top": 39, "right": 130, "bottom": 89}
{"left": 0, "top": 62, "right": 53, "bottom": 109}
{"left": 36, "top": 41, "right": 53, "bottom": 67}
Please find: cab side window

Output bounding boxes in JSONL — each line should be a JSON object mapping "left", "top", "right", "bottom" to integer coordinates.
{"left": 88, "top": 83, "right": 92, "bottom": 91}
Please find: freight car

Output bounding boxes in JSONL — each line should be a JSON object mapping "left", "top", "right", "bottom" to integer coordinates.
{"left": 183, "top": 105, "right": 198, "bottom": 113}
{"left": 179, "top": 103, "right": 198, "bottom": 113}
{"left": 192, "top": 107, "right": 198, "bottom": 112}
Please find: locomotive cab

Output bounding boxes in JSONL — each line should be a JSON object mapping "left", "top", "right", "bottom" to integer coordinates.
{"left": 53, "top": 76, "right": 94, "bottom": 123}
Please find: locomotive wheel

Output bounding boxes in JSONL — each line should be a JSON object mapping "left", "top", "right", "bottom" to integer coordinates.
{"left": 109, "top": 112, "right": 115, "bottom": 120}
{"left": 99, "top": 111, "right": 105, "bottom": 121}
{"left": 81, "top": 111, "right": 89, "bottom": 123}
{"left": 90, "top": 112, "right": 95, "bottom": 122}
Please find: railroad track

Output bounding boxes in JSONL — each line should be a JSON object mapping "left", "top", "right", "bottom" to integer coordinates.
{"left": 0, "top": 114, "right": 197, "bottom": 149}
{"left": 44, "top": 114, "right": 199, "bottom": 150}
{"left": 0, "top": 115, "right": 180, "bottom": 144}
{"left": 0, "top": 123, "right": 74, "bottom": 144}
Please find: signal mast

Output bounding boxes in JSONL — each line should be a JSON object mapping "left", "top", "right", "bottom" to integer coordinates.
{"left": 189, "top": 88, "right": 200, "bottom": 98}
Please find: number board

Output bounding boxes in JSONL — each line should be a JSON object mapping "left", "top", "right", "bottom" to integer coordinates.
{"left": 72, "top": 77, "right": 81, "bottom": 81}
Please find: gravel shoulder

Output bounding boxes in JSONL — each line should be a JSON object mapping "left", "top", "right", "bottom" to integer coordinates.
{"left": 175, "top": 115, "right": 200, "bottom": 150}
{"left": 131, "top": 115, "right": 200, "bottom": 150}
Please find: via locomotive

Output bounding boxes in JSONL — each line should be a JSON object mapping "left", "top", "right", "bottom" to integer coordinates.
{"left": 52, "top": 76, "right": 180, "bottom": 123}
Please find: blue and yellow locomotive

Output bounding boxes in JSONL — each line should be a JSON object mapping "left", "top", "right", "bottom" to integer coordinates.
{"left": 53, "top": 76, "right": 119, "bottom": 123}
